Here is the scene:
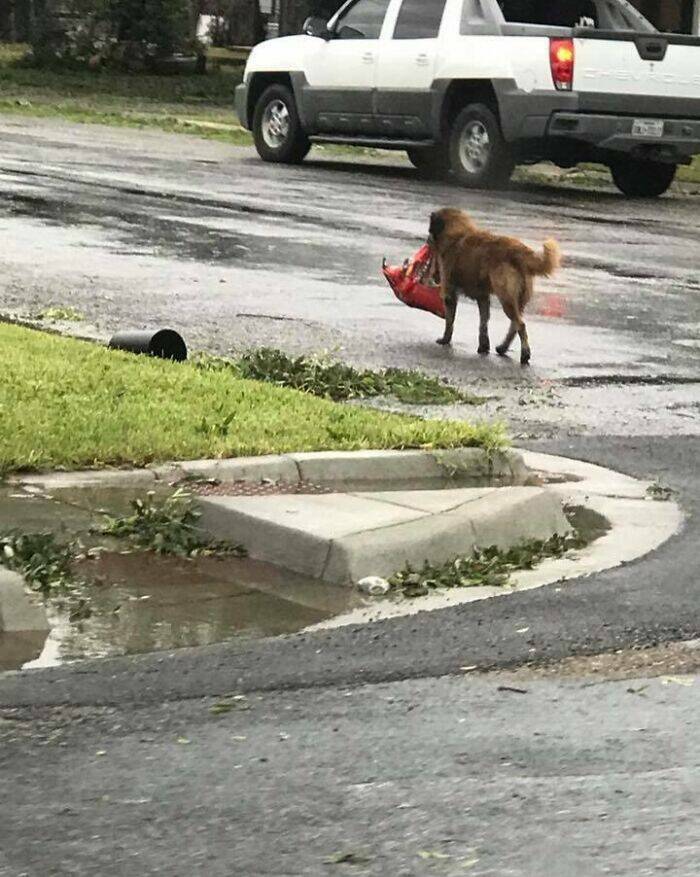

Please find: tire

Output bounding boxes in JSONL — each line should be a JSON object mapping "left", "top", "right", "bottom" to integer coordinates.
{"left": 406, "top": 145, "right": 450, "bottom": 179}
{"left": 448, "top": 103, "right": 514, "bottom": 189}
{"left": 252, "top": 84, "right": 311, "bottom": 165}
{"left": 610, "top": 159, "right": 677, "bottom": 198}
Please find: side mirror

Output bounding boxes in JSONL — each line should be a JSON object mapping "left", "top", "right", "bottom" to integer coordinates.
{"left": 303, "top": 16, "right": 331, "bottom": 39}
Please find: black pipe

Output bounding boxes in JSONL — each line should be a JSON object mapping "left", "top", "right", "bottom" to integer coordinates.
{"left": 108, "top": 329, "right": 187, "bottom": 362}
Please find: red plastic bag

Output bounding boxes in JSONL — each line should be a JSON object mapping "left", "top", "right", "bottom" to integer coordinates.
{"left": 382, "top": 244, "right": 445, "bottom": 320}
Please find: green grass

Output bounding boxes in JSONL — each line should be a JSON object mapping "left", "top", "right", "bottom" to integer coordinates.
{"left": 677, "top": 158, "right": 700, "bottom": 184}
{"left": 0, "top": 323, "right": 503, "bottom": 474}
{"left": 0, "top": 41, "right": 252, "bottom": 142}
{"left": 517, "top": 158, "right": 700, "bottom": 188}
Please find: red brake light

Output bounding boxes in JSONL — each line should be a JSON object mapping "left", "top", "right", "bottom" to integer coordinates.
{"left": 550, "top": 38, "right": 574, "bottom": 91}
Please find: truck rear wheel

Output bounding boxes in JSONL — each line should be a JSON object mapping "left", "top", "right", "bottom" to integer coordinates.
{"left": 253, "top": 84, "right": 311, "bottom": 165}
{"left": 448, "top": 103, "right": 514, "bottom": 189}
{"left": 406, "top": 145, "right": 449, "bottom": 179}
{"left": 610, "top": 159, "right": 677, "bottom": 198}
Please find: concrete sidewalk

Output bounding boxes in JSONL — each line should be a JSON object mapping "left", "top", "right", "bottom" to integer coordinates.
{"left": 199, "top": 486, "right": 568, "bottom": 585}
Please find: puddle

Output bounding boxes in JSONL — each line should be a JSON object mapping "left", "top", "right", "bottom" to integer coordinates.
{"left": 23, "top": 552, "right": 359, "bottom": 669}
{"left": 0, "top": 467, "right": 570, "bottom": 671}
{"left": 0, "top": 484, "right": 361, "bottom": 671}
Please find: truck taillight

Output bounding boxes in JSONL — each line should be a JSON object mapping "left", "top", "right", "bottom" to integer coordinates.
{"left": 550, "top": 38, "right": 574, "bottom": 91}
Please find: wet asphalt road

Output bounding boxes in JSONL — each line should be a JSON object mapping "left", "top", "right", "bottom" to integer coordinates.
{"left": 1, "top": 118, "right": 700, "bottom": 876}
{"left": 3, "top": 667, "right": 700, "bottom": 877}
{"left": 0, "top": 116, "right": 699, "bottom": 439}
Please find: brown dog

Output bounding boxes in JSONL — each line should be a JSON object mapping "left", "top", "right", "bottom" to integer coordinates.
{"left": 428, "top": 208, "right": 561, "bottom": 364}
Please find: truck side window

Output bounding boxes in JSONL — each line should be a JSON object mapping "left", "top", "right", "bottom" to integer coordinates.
{"left": 393, "top": 0, "right": 448, "bottom": 39}
{"left": 335, "top": 0, "right": 392, "bottom": 39}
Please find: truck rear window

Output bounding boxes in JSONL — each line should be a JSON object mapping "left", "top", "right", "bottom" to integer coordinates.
{"left": 499, "top": 0, "right": 598, "bottom": 27}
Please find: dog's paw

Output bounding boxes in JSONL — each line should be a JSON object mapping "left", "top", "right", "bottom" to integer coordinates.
{"left": 436, "top": 337, "right": 452, "bottom": 346}
{"left": 477, "top": 344, "right": 490, "bottom": 355}
{"left": 495, "top": 345, "right": 509, "bottom": 357}
{"left": 520, "top": 352, "right": 531, "bottom": 366}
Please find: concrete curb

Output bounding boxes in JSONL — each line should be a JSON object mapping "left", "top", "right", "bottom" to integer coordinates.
{"left": 0, "top": 569, "right": 49, "bottom": 634}
{"left": 12, "top": 448, "right": 524, "bottom": 492}
{"left": 308, "top": 449, "right": 684, "bottom": 630}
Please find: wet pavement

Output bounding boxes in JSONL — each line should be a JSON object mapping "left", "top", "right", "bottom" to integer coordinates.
{"left": 0, "top": 116, "right": 698, "bottom": 440}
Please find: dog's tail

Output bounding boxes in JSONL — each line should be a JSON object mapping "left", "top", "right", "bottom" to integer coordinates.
{"left": 525, "top": 239, "right": 561, "bottom": 277}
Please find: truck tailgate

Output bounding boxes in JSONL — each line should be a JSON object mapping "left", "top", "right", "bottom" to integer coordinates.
{"left": 573, "top": 31, "right": 700, "bottom": 101}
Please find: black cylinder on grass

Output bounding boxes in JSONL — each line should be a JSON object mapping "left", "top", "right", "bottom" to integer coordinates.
{"left": 108, "top": 329, "right": 188, "bottom": 362}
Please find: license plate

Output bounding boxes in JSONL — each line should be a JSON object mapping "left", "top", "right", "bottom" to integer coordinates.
{"left": 632, "top": 118, "right": 664, "bottom": 138}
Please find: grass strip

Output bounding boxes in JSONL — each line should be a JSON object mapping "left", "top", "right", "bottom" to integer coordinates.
{"left": 0, "top": 323, "right": 504, "bottom": 474}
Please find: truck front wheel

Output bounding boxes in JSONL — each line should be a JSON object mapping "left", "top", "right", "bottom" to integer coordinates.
{"left": 609, "top": 159, "right": 677, "bottom": 198}
{"left": 253, "top": 84, "right": 311, "bottom": 165}
{"left": 448, "top": 103, "right": 514, "bottom": 189}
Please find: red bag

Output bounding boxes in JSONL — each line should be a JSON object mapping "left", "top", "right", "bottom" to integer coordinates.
{"left": 382, "top": 244, "right": 445, "bottom": 320}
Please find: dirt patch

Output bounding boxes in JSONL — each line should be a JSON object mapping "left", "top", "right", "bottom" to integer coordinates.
{"left": 508, "top": 640, "right": 700, "bottom": 682}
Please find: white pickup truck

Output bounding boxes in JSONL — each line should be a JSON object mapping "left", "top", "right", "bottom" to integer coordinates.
{"left": 235, "top": 0, "right": 700, "bottom": 197}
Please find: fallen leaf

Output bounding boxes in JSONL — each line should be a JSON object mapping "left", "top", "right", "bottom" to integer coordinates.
{"left": 627, "top": 685, "right": 648, "bottom": 696}
{"left": 497, "top": 685, "right": 528, "bottom": 695}
{"left": 418, "top": 850, "right": 451, "bottom": 860}
{"left": 210, "top": 701, "right": 234, "bottom": 715}
{"left": 460, "top": 666, "right": 478, "bottom": 673}
{"left": 661, "top": 676, "right": 694, "bottom": 687}
{"left": 324, "top": 851, "right": 372, "bottom": 865}
{"left": 516, "top": 627, "right": 530, "bottom": 634}
{"left": 177, "top": 737, "right": 191, "bottom": 745}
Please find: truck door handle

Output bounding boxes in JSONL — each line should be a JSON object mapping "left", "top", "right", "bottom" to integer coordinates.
{"left": 362, "top": 52, "right": 374, "bottom": 63}
{"left": 416, "top": 53, "right": 430, "bottom": 66}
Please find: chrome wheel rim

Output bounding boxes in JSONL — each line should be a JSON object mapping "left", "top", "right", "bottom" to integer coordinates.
{"left": 459, "top": 120, "right": 490, "bottom": 175}
{"left": 262, "top": 99, "right": 290, "bottom": 149}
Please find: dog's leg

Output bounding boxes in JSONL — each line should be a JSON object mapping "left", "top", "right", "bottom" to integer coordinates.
{"left": 477, "top": 297, "right": 490, "bottom": 354}
{"left": 518, "top": 322, "right": 531, "bottom": 365}
{"left": 496, "top": 300, "right": 520, "bottom": 358}
{"left": 437, "top": 287, "right": 457, "bottom": 346}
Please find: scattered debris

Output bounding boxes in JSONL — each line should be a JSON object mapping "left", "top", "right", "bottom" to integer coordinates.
{"left": 209, "top": 696, "right": 251, "bottom": 715}
{"left": 31, "top": 305, "right": 85, "bottom": 322}
{"left": 194, "top": 348, "right": 482, "bottom": 405}
{"left": 497, "top": 685, "right": 529, "bottom": 695}
{"left": 357, "top": 576, "right": 391, "bottom": 597}
{"left": 647, "top": 482, "right": 675, "bottom": 502}
{"left": 388, "top": 532, "right": 586, "bottom": 597}
{"left": 660, "top": 676, "right": 694, "bottom": 687}
{"left": 627, "top": 685, "right": 648, "bottom": 696}
{"left": 324, "top": 851, "right": 372, "bottom": 866}
{"left": 99, "top": 488, "right": 246, "bottom": 558}
{"left": 0, "top": 530, "right": 91, "bottom": 621}
{"left": 418, "top": 850, "right": 452, "bottom": 861}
